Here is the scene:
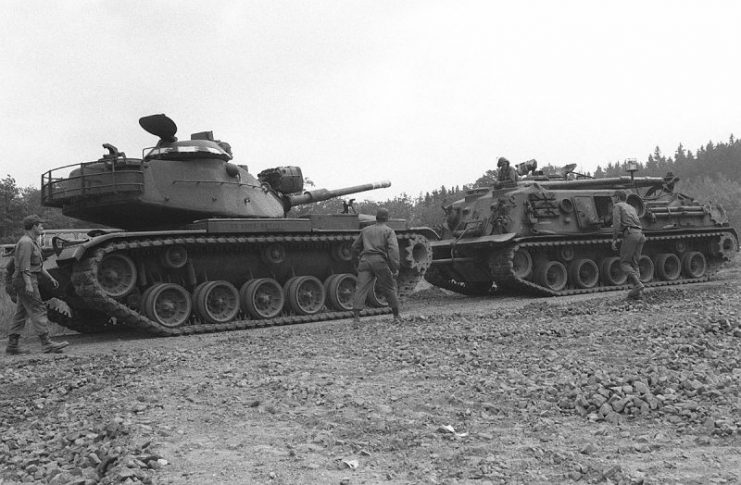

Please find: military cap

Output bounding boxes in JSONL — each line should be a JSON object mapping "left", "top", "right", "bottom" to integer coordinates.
{"left": 376, "top": 207, "right": 389, "bottom": 221}
{"left": 613, "top": 190, "right": 627, "bottom": 201}
{"left": 22, "top": 214, "right": 45, "bottom": 229}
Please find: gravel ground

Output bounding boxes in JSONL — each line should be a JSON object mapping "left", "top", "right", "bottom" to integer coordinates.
{"left": 1, "top": 265, "right": 740, "bottom": 485}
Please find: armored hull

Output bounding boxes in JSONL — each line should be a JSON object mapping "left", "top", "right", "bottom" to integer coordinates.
{"left": 425, "top": 172, "right": 738, "bottom": 297}
{"left": 38, "top": 114, "right": 434, "bottom": 336}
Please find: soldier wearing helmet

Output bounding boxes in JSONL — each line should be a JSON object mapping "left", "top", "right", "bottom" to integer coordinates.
{"left": 350, "top": 208, "right": 402, "bottom": 324}
{"left": 496, "top": 157, "right": 518, "bottom": 187}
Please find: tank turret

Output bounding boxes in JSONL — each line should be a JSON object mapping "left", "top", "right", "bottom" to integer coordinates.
{"left": 41, "top": 114, "right": 390, "bottom": 230}
{"left": 35, "top": 115, "right": 435, "bottom": 337}
{"left": 426, "top": 164, "right": 737, "bottom": 296}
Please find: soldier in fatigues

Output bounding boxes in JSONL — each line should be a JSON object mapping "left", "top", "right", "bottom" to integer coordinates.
{"left": 611, "top": 191, "right": 647, "bottom": 300}
{"left": 496, "top": 157, "right": 518, "bottom": 187}
{"left": 351, "top": 208, "right": 402, "bottom": 324}
{"left": 6, "top": 214, "right": 69, "bottom": 355}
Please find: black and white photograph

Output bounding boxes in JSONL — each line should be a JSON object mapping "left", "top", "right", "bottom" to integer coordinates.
{"left": 1, "top": 1, "right": 740, "bottom": 484}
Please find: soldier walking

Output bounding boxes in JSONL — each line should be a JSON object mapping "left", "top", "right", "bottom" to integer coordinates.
{"left": 611, "top": 191, "right": 647, "bottom": 300}
{"left": 351, "top": 208, "right": 402, "bottom": 324}
{"left": 6, "top": 215, "right": 69, "bottom": 355}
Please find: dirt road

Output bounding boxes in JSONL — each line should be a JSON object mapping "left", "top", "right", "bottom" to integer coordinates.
{"left": 2, "top": 267, "right": 740, "bottom": 484}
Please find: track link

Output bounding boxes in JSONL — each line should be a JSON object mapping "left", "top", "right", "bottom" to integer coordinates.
{"left": 67, "top": 232, "right": 428, "bottom": 336}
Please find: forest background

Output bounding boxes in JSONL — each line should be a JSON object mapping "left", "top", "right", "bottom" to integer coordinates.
{"left": 1, "top": 136, "right": 740, "bottom": 242}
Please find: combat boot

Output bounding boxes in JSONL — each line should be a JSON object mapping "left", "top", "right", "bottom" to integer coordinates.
{"left": 39, "top": 333, "right": 69, "bottom": 353}
{"left": 391, "top": 315, "right": 403, "bottom": 324}
{"left": 626, "top": 274, "right": 645, "bottom": 300}
{"left": 6, "top": 334, "right": 30, "bottom": 355}
{"left": 352, "top": 311, "right": 361, "bottom": 324}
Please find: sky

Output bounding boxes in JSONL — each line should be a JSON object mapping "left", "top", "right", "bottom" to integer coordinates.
{"left": 2, "top": 0, "right": 740, "bottom": 202}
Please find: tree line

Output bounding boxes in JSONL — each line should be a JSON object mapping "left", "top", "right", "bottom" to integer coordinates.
{"left": 1, "top": 135, "right": 739, "bottom": 243}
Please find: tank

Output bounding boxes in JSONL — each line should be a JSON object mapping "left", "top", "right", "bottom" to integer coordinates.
{"left": 425, "top": 163, "right": 738, "bottom": 296}
{"left": 39, "top": 114, "right": 434, "bottom": 336}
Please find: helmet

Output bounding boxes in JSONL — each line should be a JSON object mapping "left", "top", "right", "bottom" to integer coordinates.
{"left": 497, "top": 157, "right": 510, "bottom": 167}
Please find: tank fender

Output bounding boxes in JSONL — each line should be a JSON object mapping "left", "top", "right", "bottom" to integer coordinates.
{"left": 55, "top": 229, "right": 208, "bottom": 263}
{"left": 429, "top": 232, "right": 517, "bottom": 249}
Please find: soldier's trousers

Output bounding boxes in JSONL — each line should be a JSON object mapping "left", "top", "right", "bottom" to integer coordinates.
{"left": 352, "top": 255, "right": 400, "bottom": 312}
{"left": 9, "top": 274, "right": 51, "bottom": 336}
{"left": 620, "top": 228, "right": 646, "bottom": 284}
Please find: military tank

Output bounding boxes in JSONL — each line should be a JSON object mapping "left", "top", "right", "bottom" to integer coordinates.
{"left": 425, "top": 162, "right": 738, "bottom": 296}
{"left": 39, "top": 114, "right": 434, "bottom": 336}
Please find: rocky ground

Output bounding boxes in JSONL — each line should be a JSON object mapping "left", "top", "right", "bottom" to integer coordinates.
{"left": 1, "top": 266, "right": 741, "bottom": 485}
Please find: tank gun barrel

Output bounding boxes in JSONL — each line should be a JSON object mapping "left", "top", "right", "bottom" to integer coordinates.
{"left": 526, "top": 176, "right": 665, "bottom": 190}
{"left": 288, "top": 180, "right": 391, "bottom": 207}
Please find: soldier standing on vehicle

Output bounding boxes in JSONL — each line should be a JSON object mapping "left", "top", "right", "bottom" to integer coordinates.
{"left": 611, "top": 191, "right": 647, "bottom": 300}
{"left": 6, "top": 215, "right": 69, "bottom": 355}
{"left": 351, "top": 208, "right": 402, "bottom": 324}
{"left": 496, "top": 157, "right": 518, "bottom": 187}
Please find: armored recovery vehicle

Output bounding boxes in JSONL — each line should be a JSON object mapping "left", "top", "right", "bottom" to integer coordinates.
{"left": 425, "top": 163, "right": 738, "bottom": 296}
{"left": 39, "top": 114, "right": 433, "bottom": 336}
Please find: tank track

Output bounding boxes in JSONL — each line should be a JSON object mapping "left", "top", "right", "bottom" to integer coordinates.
{"left": 489, "top": 231, "right": 731, "bottom": 296}
{"left": 423, "top": 266, "right": 492, "bottom": 296}
{"left": 426, "top": 230, "right": 734, "bottom": 297}
{"left": 66, "top": 232, "right": 428, "bottom": 336}
{"left": 47, "top": 304, "right": 119, "bottom": 334}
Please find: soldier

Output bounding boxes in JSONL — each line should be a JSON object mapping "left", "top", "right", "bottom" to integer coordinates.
{"left": 496, "top": 157, "right": 518, "bottom": 186}
{"left": 6, "top": 214, "right": 69, "bottom": 355}
{"left": 611, "top": 191, "right": 647, "bottom": 300}
{"left": 662, "top": 171, "right": 679, "bottom": 192}
{"left": 351, "top": 208, "right": 402, "bottom": 324}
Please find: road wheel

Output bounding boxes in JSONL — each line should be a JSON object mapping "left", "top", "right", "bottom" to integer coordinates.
{"left": 681, "top": 251, "right": 706, "bottom": 278}
{"left": 600, "top": 257, "right": 627, "bottom": 285}
{"left": 144, "top": 283, "right": 192, "bottom": 328}
{"left": 324, "top": 274, "right": 357, "bottom": 311}
{"left": 286, "top": 276, "right": 325, "bottom": 315}
{"left": 655, "top": 253, "right": 681, "bottom": 281}
{"left": 195, "top": 280, "right": 240, "bottom": 324}
{"left": 512, "top": 249, "right": 533, "bottom": 279}
{"left": 240, "top": 278, "right": 284, "bottom": 319}
{"left": 535, "top": 261, "right": 567, "bottom": 291}
{"left": 568, "top": 258, "right": 599, "bottom": 289}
